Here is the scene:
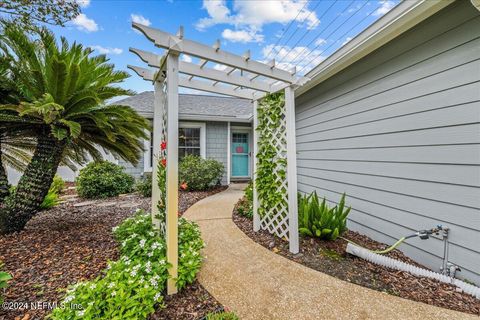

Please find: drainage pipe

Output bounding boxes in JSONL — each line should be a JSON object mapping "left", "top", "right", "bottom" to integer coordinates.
{"left": 346, "top": 243, "right": 480, "bottom": 299}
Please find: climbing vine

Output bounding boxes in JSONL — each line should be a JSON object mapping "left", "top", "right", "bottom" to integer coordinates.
{"left": 255, "top": 92, "right": 288, "bottom": 219}
{"left": 155, "top": 140, "right": 167, "bottom": 234}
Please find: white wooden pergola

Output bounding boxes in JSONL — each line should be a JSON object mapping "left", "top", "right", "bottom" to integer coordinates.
{"left": 128, "top": 22, "right": 307, "bottom": 294}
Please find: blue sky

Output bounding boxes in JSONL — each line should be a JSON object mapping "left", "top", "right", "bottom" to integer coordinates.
{"left": 51, "top": 0, "right": 398, "bottom": 94}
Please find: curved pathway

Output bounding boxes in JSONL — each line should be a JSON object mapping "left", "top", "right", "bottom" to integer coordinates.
{"left": 183, "top": 185, "right": 477, "bottom": 320}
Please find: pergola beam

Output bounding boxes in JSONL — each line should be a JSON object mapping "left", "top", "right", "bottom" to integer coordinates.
{"left": 133, "top": 22, "right": 296, "bottom": 83}
{"left": 130, "top": 48, "right": 272, "bottom": 92}
{"left": 128, "top": 65, "right": 255, "bottom": 100}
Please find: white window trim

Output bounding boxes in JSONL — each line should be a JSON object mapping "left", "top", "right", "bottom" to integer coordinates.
{"left": 144, "top": 122, "right": 206, "bottom": 173}
{"left": 179, "top": 121, "right": 206, "bottom": 159}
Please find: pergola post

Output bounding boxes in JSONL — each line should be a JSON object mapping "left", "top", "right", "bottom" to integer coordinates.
{"left": 151, "top": 81, "right": 165, "bottom": 229}
{"left": 285, "top": 86, "right": 299, "bottom": 254}
{"left": 165, "top": 52, "right": 179, "bottom": 294}
{"left": 252, "top": 100, "right": 260, "bottom": 232}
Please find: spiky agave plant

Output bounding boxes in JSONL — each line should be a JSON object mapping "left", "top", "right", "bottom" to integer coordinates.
{"left": 0, "top": 24, "right": 150, "bottom": 233}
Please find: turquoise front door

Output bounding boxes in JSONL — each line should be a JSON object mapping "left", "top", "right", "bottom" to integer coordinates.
{"left": 231, "top": 132, "right": 249, "bottom": 177}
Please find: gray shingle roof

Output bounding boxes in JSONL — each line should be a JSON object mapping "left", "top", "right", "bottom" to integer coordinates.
{"left": 116, "top": 91, "right": 252, "bottom": 121}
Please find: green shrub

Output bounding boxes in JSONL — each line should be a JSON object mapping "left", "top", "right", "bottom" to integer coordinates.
{"left": 136, "top": 173, "right": 152, "bottom": 197}
{"left": 179, "top": 155, "right": 224, "bottom": 191}
{"left": 40, "top": 175, "right": 64, "bottom": 209}
{"left": 0, "top": 262, "right": 12, "bottom": 305}
{"left": 206, "top": 311, "right": 239, "bottom": 320}
{"left": 50, "top": 210, "right": 204, "bottom": 319}
{"left": 76, "top": 161, "right": 134, "bottom": 199}
{"left": 236, "top": 182, "right": 253, "bottom": 219}
{"left": 39, "top": 189, "right": 60, "bottom": 210}
{"left": 50, "top": 175, "right": 65, "bottom": 194}
{"left": 298, "top": 192, "right": 351, "bottom": 240}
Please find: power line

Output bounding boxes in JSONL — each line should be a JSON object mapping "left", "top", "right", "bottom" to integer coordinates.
{"left": 270, "top": 0, "right": 323, "bottom": 62}
{"left": 280, "top": 0, "right": 355, "bottom": 67}
{"left": 297, "top": 1, "right": 383, "bottom": 74}
{"left": 263, "top": 0, "right": 310, "bottom": 60}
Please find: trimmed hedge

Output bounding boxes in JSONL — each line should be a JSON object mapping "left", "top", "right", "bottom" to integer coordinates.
{"left": 179, "top": 155, "right": 224, "bottom": 191}
{"left": 76, "top": 161, "right": 134, "bottom": 199}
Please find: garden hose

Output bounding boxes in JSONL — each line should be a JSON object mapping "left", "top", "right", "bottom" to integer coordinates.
{"left": 340, "top": 233, "right": 418, "bottom": 255}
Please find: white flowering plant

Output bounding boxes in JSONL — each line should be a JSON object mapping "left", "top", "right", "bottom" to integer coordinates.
{"left": 49, "top": 210, "right": 204, "bottom": 319}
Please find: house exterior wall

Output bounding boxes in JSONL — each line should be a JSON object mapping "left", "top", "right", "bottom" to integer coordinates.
{"left": 294, "top": 1, "right": 480, "bottom": 283}
{"left": 118, "top": 120, "right": 242, "bottom": 185}
{"left": 118, "top": 153, "right": 145, "bottom": 178}
{"left": 206, "top": 122, "right": 229, "bottom": 185}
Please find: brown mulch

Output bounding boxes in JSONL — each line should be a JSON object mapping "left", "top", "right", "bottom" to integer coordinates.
{"left": 0, "top": 187, "right": 226, "bottom": 320}
{"left": 233, "top": 198, "right": 480, "bottom": 316}
{"left": 150, "top": 281, "right": 223, "bottom": 320}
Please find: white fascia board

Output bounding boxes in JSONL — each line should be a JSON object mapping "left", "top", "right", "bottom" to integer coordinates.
{"left": 132, "top": 22, "right": 296, "bottom": 83}
{"left": 296, "top": 0, "right": 454, "bottom": 96}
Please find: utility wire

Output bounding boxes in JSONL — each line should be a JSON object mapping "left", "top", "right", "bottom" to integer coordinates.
{"left": 297, "top": 1, "right": 383, "bottom": 74}
{"left": 277, "top": 0, "right": 353, "bottom": 66}
{"left": 276, "top": 0, "right": 338, "bottom": 65}
{"left": 263, "top": 0, "right": 310, "bottom": 60}
{"left": 271, "top": 0, "right": 323, "bottom": 62}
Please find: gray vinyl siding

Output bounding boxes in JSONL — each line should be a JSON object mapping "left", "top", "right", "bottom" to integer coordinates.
{"left": 295, "top": 1, "right": 480, "bottom": 284}
{"left": 206, "top": 122, "right": 229, "bottom": 185}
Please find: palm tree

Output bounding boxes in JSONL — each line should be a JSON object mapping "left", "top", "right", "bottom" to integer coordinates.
{"left": 0, "top": 24, "right": 150, "bottom": 233}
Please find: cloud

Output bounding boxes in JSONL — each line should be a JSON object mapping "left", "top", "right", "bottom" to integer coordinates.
{"left": 195, "top": 0, "right": 319, "bottom": 42}
{"left": 374, "top": 0, "right": 395, "bottom": 16}
{"left": 131, "top": 14, "right": 151, "bottom": 26}
{"left": 221, "top": 28, "right": 264, "bottom": 43}
{"left": 181, "top": 54, "right": 192, "bottom": 63}
{"left": 262, "top": 44, "right": 326, "bottom": 74}
{"left": 72, "top": 13, "right": 98, "bottom": 32}
{"left": 76, "top": 0, "right": 90, "bottom": 8}
{"left": 315, "top": 38, "right": 326, "bottom": 46}
{"left": 89, "top": 46, "right": 123, "bottom": 55}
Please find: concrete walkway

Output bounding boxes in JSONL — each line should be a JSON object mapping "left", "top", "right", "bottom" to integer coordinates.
{"left": 183, "top": 185, "right": 477, "bottom": 320}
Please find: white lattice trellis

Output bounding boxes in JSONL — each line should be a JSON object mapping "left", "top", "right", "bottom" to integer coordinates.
{"left": 254, "top": 90, "right": 299, "bottom": 253}
{"left": 258, "top": 106, "right": 289, "bottom": 238}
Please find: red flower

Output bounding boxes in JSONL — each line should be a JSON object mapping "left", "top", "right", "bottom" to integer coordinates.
{"left": 161, "top": 141, "right": 167, "bottom": 150}
{"left": 160, "top": 158, "right": 167, "bottom": 167}
{"left": 180, "top": 182, "right": 188, "bottom": 190}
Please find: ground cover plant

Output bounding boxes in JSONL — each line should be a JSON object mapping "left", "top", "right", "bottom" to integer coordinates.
{"left": 179, "top": 155, "right": 224, "bottom": 191}
{"left": 235, "top": 182, "right": 253, "bottom": 219}
{"left": 76, "top": 161, "right": 135, "bottom": 199}
{"left": 49, "top": 211, "right": 204, "bottom": 319}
